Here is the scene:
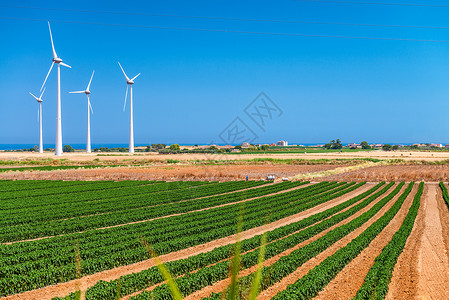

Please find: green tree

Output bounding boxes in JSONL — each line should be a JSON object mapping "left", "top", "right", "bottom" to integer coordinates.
{"left": 392, "top": 145, "right": 399, "bottom": 151}
{"left": 169, "top": 144, "right": 180, "bottom": 151}
{"left": 63, "top": 145, "right": 75, "bottom": 152}
{"left": 361, "top": 141, "right": 371, "bottom": 149}
{"left": 261, "top": 144, "right": 270, "bottom": 151}
{"left": 382, "top": 144, "right": 392, "bottom": 151}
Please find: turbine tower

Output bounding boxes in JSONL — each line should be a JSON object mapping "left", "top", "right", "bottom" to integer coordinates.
{"left": 69, "top": 70, "right": 95, "bottom": 153}
{"left": 29, "top": 88, "right": 46, "bottom": 154}
{"left": 118, "top": 62, "right": 140, "bottom": 153}
{"left": 41, "top": 21, "right": 71, "bottom": 156}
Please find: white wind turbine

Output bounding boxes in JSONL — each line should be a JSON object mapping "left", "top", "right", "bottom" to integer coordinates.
{"left": 41, "top": 21, "right": 71, "bottom": 156}
{"left": 29, "top": 88, "right": 46, "bottom": 154}
{"left": 118, "top": 62, "right": 140, "bottom": 153}
{"left": 69, "top": 71, "right": 95, "bottom": 153}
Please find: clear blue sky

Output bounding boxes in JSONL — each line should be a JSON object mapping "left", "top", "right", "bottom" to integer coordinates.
{"left": 1, "top": 0, "right": 449, "bottom": 146}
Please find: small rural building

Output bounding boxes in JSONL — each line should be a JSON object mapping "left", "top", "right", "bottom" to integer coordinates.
{"left": 277, "top": 140, "right": 288, "bottom": 146}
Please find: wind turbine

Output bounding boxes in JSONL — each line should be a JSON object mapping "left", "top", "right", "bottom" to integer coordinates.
{"left": 69, "top": 70, "right": 95, "bottom": 153}
{"left": 41, "top": 21, "right": 71, "bottom": 156}
{"left": 29, "top": 88, "right": 46, "bottom": 154}
{"left": 118, "top": 62, "right": 140, "bottom": 153}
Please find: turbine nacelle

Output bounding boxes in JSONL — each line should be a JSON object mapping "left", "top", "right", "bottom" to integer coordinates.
{"left": 127, "top": 80, "right": 134, "bottom": 85}
{"left": 52, "top": 57, "right": 63, "bottom": 64}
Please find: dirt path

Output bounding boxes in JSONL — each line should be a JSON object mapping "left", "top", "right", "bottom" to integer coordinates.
{"left": 4, "top": 182, "right": 311, "bottom": 245}
{"left": 183, "top": 184, "right": 397, "bottom": 300}
{"left": 385, "top": 184, "right": 426, "bottom": 300}
{"left": 257, "top": 184, "right": 406, "bottom": 299}
{"left": 314, "top": 184, "right": 417, "bottom": 299}
{"left": 2, "top": 184, "right": 370, "bottom": 300}
{"left": 416, "top": 184, "right": 449, "bottom": 299}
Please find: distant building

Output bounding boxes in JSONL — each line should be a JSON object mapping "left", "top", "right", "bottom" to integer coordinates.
{"left": 445, "top": 144, "right": 449, "bottom": 148}
{"left": 270, "top": 143, "right": 276, "bottom": 147}
{"left": 241, "top": 142, "right": 250, "bottom": 148}
{"left": 348, "top": 143, "right": 361, "bottom": 149}
{"left": 430, "top": 143, "right": 443, "bottom": 148}
{"left": 277, "top": 140, "right": 288, "bottom": 146}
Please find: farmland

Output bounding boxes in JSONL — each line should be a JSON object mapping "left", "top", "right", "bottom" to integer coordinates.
{"left": 1, "top": 177, "right": 449, "bottom": 300}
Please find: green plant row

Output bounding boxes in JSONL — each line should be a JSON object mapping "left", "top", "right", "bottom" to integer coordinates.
{"left": 440, "top": 182, "right": 449, "bottom": 208}
{"left": 272, "top": 182, "right": 414, "bottom": 300}
{"left": 1, "top": 181, "right": 263, "bottom": 227}
{"left": 0, "top": 179, "right": 102, "bottom": 193}
{"left": 0, "top": 179, "right": 156, "bottom": 202}
{"left": 59, "top": 182, "right": 384, "bottom": 300}
{"left": 0, "top": 182, "right": 352, "bottom": 296}
{"left": 353, "top": 182, "right": 423, "bottom": 300}
{"left": 0, "top": 180, "right": 213, "bottom": 211}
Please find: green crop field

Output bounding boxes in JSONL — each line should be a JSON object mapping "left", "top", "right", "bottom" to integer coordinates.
{"left": 0, "top": 179, "right": 444, "bottom": 300}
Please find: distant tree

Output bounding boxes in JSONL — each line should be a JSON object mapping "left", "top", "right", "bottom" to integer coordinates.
{"left": 208, "top": 145, "right": 218, "bottom": 151}
{"left": 361, "top": 141, "right": 371, "bottom": 150}
{"left": 169, "top": 144, "right": 180, "bottom": 151}
{"left": 234, "top": 145, "right": 242, "bottom": 150}
{"left": 63, "top": 145, "right": 74, "bottom": 152}
{"left": 411, "top": 145, "right": 419, "bottom": 150}
{"left": 194, "top": 144, "right": 198, "bottom": 147}
{"left": 392, "top": 145, "right": 399, "bottom": 151}
{"left": 151, "top": 144, "right": 166, "bottom": 150}
{"left": 325, "top": 139, "right": 343, "bottom": 150}
{"left": 382, "top": 144, "right": 392, "bottom": 151}
{"left": 261, "top": 144, "right": 270, "bottom": 151}
{"left": 145, "top": 146, "right": 151, "bottom": 152}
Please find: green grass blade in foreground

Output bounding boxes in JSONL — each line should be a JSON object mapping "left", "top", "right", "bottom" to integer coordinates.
{"left": 140, "top": 238, "right": 183, "bottom": 300}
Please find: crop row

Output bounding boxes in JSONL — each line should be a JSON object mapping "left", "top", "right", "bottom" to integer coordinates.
{"left": 0, "top": 179, "right": 102, "bottom": 193}
{"left": 0, "top": 179, "right": 158, "bottom": 201}
{"left": 203, "top": 182, "right": 404, "bottom": 300}
{"left": 1, "top": 181, "right": 263, "bottom": 227}
{"left": 1, "top": 180, "right": 211, "bottom": 211}
{"left": 272, "top": 182, "right": 414, "bottom": 300}
{"left": 440, "top": 182, "right": 449, "bottom": 208}
{"left": 0, "top": 182, "right": 354, "bottom": 295}
{"left": 353, "top": 182, "right": 423, "bottom": 299}
{"left": 59, "top": 182, "right": 385, "bottom": 300}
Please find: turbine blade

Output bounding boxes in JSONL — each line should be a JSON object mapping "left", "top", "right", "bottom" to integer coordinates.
{"left": 69, "top": 91, "right": 85, "bottom": 94}
{"left": 48, "top": 22, "right": 57, "bottom": 59}
{"left": 88, "top": 96, "right": 94, "bottom": 114}
{"left": 39, "top": 86, "right": 46, "bottom": 99}
{"left": 118, "top": 62, "right": 130, "bottom": 81}
{"left": 131, "top": 73, "right": 141, "bottom": 81}
{"left": 60, "top": 62, "right": 71, "bottom": 68}
{"left": 29, "top": 92, "right": 39, "bottom": 101}
{"left": 87, "top": 70, "right": 94, "bottom": 91}
{"left": 123, "top": 84, "right": 129, "bottom": 112}
{"left": 41, "top": 62, "right": 54, "bottom": 92}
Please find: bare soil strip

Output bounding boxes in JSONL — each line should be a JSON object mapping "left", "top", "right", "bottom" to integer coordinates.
{"left": 257, "top": 184, "right": 406, "bottom": 299}
{"left": 183, "top": 184, "right": 398, "bottom": 300}
{"left": 2, "top": 184, "right": 369, "bottom": 300}
{"left": 416, "top": 184, "right": 449, "bottom": 299}
{"left": 385, "top": 184, "right": 426, "bottom": 300}
{"left": 4, "top": 182, "right": 311, "bottom": 245}
{"left": 314, "top": 184, "right": 417, "bottom": 299}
